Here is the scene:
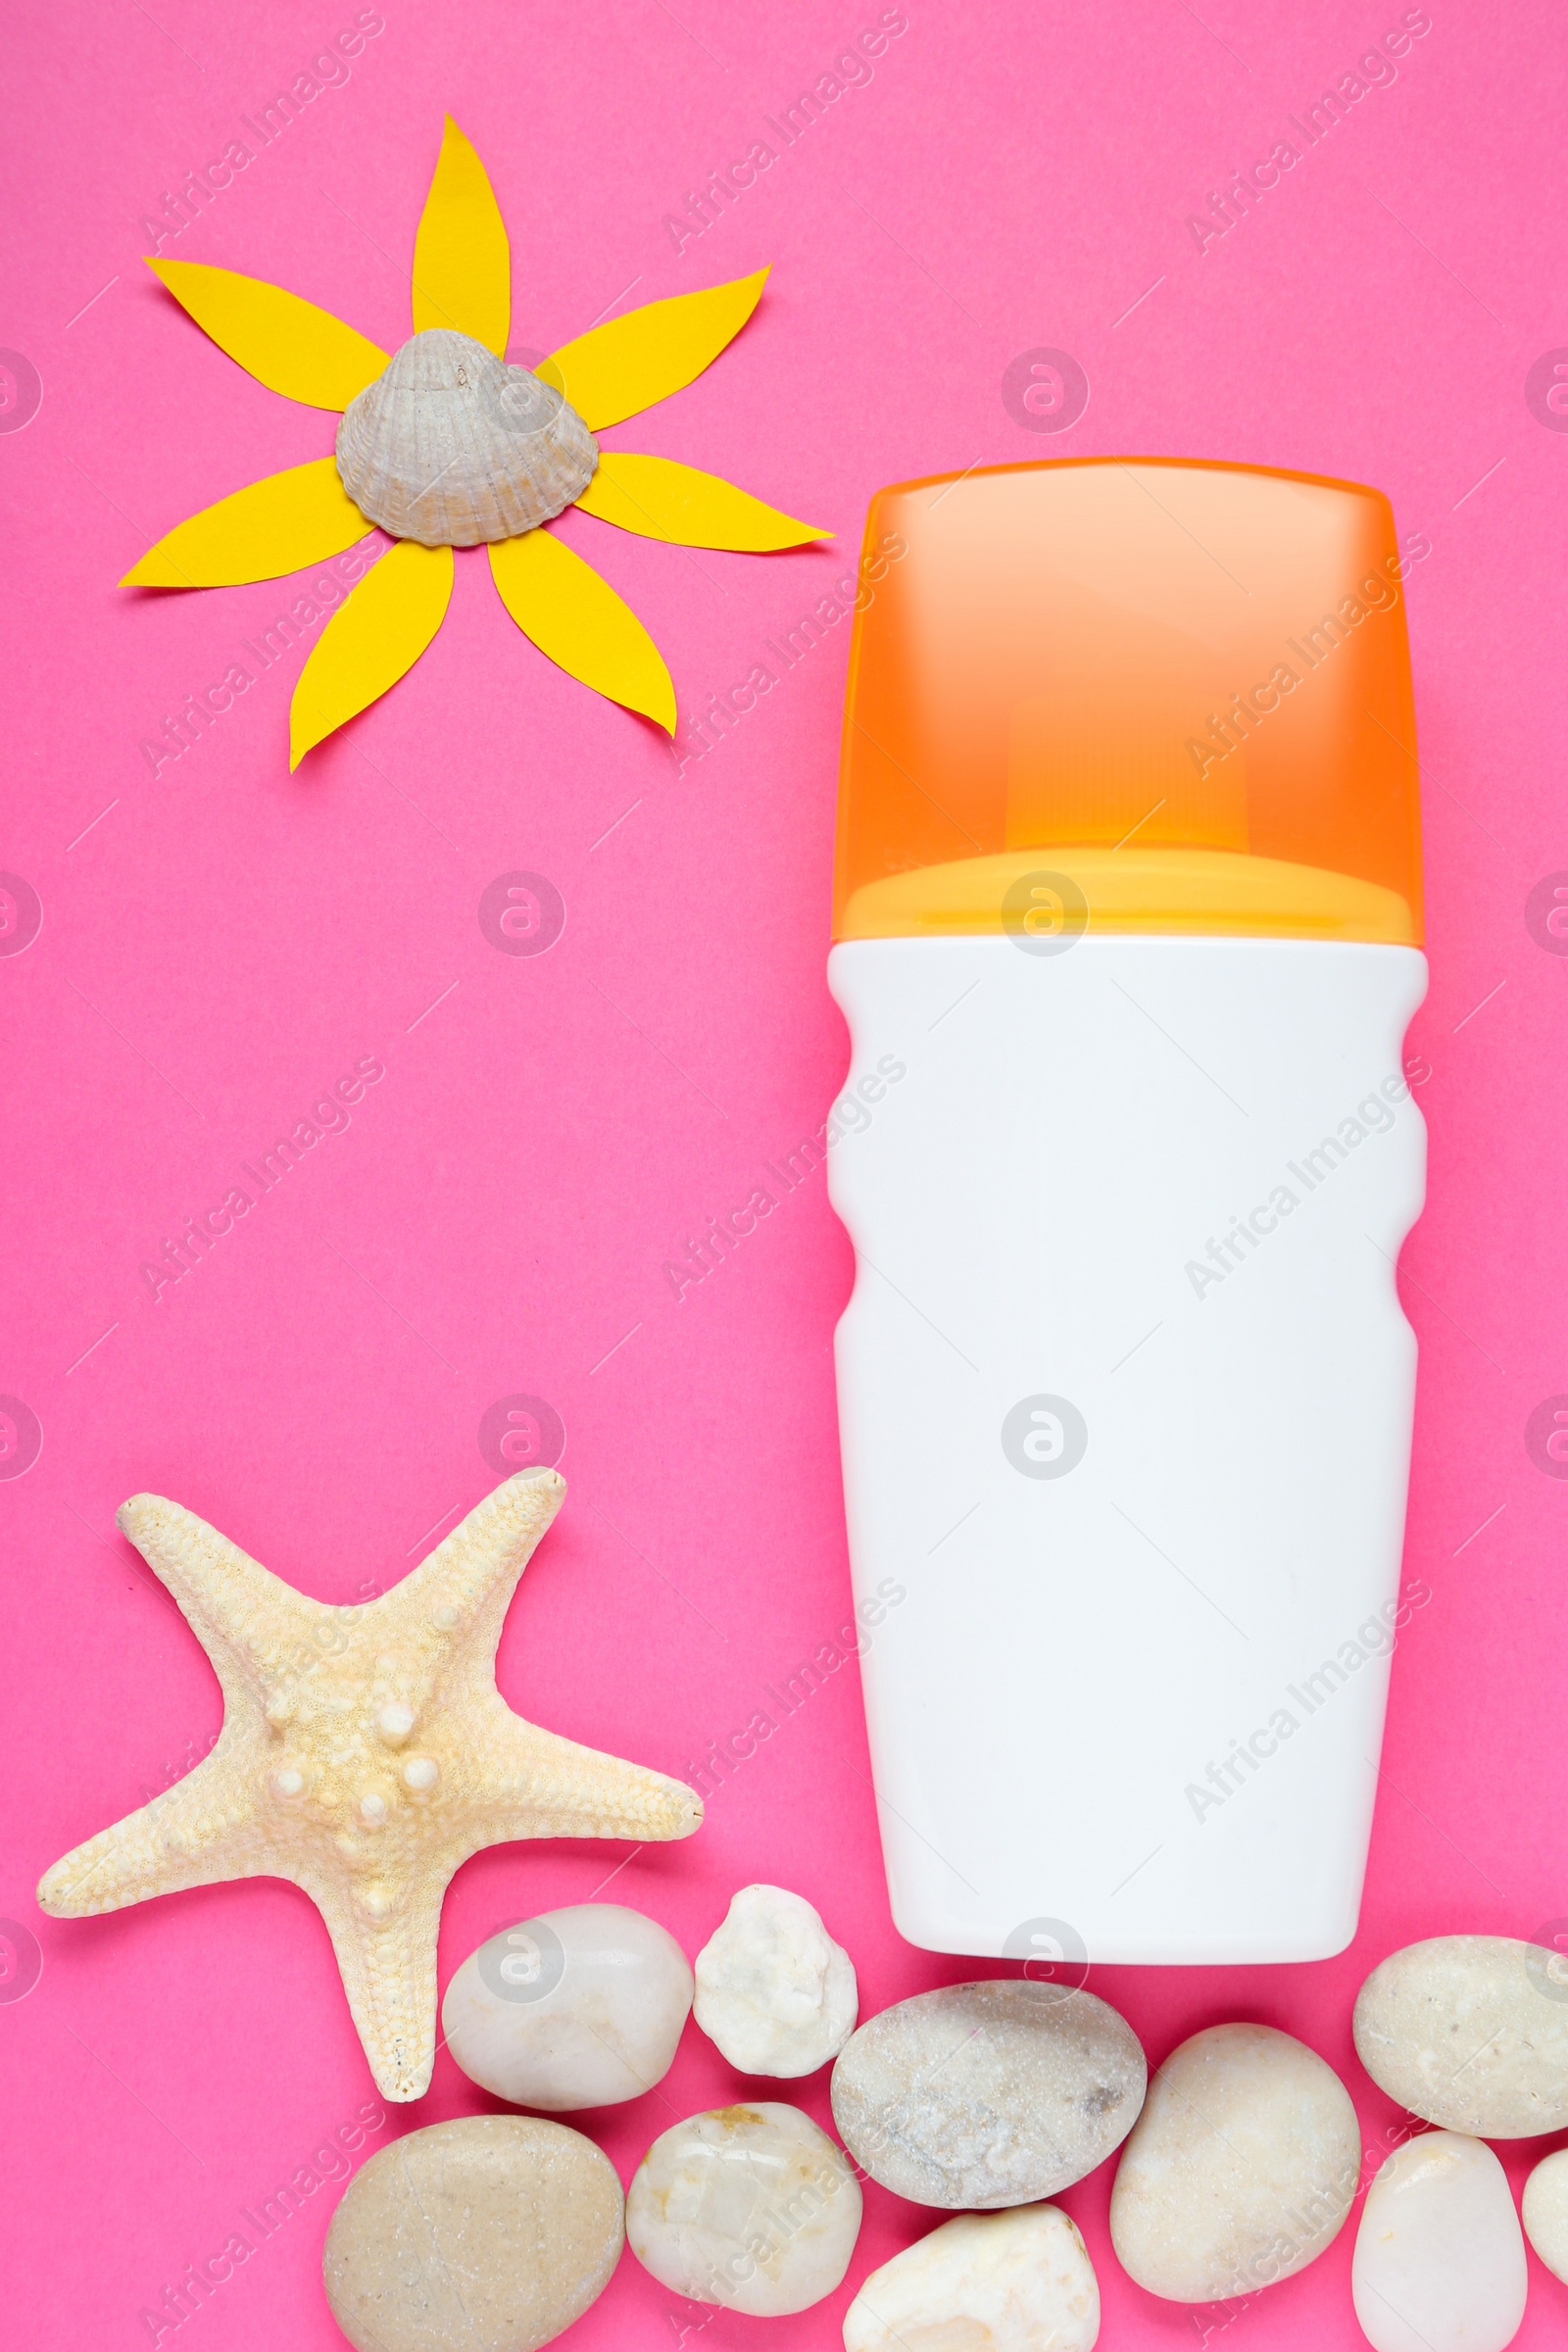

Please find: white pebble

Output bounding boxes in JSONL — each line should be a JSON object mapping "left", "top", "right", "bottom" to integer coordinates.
{"left": 843, "top": 2203, "right": 1099, "bottom": 2352}
{"left": 1109, "top": 2023, "right": 1358, "bottom": 2300}
{"left": 695, "top": 1885, "right": 858, "bottom": 2077}
{"left": 1523, "top": 2146, "right": 1568, "bottom": 2281}
{"left": 627, "top": 2101, "right": 862, "bottom": 2317}
{"left": 1352, "top": 2132, "right": 1527, "bottom": 2352}
{"left": 1353, "top": 1934, "right": 1568, "bottom": 2133}
{"left": 442, "top": 1902, "right": 692, "bottom": 2110}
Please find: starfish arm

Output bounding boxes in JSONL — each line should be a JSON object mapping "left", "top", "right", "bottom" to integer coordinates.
{"left": 386, "top": 1469, "right": 565, "bottom": 1667}
{"left": 575, "top": 453, "right": 832, "bottom": 552}
{"left": 463, "top": 1706, "right": 704, "bottom": 1845}
{"left": 488, "top": 530, "right": 675, "bottom": 733}
{"left": 146, "top": 259, "right": 388, "bottom": 412}
{"left": 37, "top": 1737, "right": 270, "bottom": 1916}
{"left": 536, "top": 269, "right": 769, "bottom": 431}
{"left": 46, "top": 1472, "right": 694, "bottom": 2109}
{"left": 121, "top": 458, "right": 372, "bottom": 588}
{"left": 308, "top": 1875, "right": 441, "bottom": 2102}
{"left": 411, "top": 116, "right": 510, "bottom": 354}
{"left": 118, "top": 1494, "right": 318, "bottom": 1702}
{"left": 290, "top": 540, "right": 453, "bottom": 767}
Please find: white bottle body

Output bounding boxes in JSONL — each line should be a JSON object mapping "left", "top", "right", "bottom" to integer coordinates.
{"left": 828, "top": 935, "right": 1427, "bottom": 1964}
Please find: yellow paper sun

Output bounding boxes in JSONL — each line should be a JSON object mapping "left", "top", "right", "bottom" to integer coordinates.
{"left": 123, "top": 118, "right": 830, "bottom": 768}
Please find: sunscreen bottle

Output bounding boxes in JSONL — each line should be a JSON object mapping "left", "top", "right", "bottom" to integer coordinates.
{"left": 828, "top": 458, "right": 1426, "bottom": 1963}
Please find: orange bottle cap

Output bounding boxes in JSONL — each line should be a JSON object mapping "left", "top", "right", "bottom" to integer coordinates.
{"left": 834, "top": 458, "right": 1423, "bottom": 946}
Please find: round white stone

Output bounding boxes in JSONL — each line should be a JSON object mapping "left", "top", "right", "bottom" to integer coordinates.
{"left": 627, "top": 2101, "right": 862, "bottom": 2317}
{"left": 442, "top": 1902, "right": 693, "bottom": 2111}
{"left": 1352, "top": 2132, "right": 1527, "bottom": 2352}
{"left": 695, "top": 1884, "right": 858, "bottom": 2077}
{"left": 1523, "top": 2146, "right": 1568, "bottom": 2282}
{"left": 842, "top": 2202, "right": 1099, "bottom": 2352}
{"left": 831, "top": 1981, "right": 1146, "bottom": 2209}
{"left": 1353, "top": 1934, "right": 1568, "bottom": 2133}
{"left": 1108, "top": 2023, "right": 1358, "bottom": 2301}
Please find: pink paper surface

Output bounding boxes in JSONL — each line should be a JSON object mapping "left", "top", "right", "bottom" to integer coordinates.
{"left": 4, "top": 1, "right": 1567, "bottom": 2343}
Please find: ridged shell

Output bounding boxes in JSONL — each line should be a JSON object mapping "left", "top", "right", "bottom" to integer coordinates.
{"left": 336, "top": 328, "right": 597, "bottom": 548}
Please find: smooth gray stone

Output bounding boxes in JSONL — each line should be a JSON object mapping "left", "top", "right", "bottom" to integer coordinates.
{"left": 831, "top": 1981, "right": 1146, "bottom": 2208}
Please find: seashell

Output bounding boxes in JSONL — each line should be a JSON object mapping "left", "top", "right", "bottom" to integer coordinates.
{"left": 336, "top": 328, "right": 597, "bottom": 549}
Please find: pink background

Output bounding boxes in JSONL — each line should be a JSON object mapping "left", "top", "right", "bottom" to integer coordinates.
{"left": 4, "top": 0, "right": 1567, "bottom": 2342}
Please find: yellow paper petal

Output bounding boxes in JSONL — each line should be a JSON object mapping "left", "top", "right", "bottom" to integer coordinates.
{"left": 148, "top": 259, "right": 388, "bottom": 412}
{"left": 290, "top": 541, "right": 453, "bottom": 767}
{"left": 411, "top": 116, "right": 511, "bottom": 354}
{"left": 537, "top": 269, "right": 769, "bottom": 431}
{"left": 489, "top": 531, "right": 675, "bottom": 733}
{"left": 122, "top": 460, "right": 371, "bottom": 588}
{"left": 575, "top": 452, "right": 831, "bottom": 552}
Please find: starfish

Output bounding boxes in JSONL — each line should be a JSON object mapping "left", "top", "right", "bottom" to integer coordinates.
{"left": 38, "top": 1468, "right": 701, "bottom": 2099}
